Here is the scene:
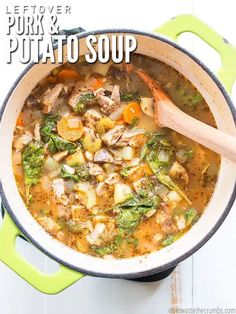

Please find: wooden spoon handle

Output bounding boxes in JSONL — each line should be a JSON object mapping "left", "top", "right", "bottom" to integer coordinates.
{"left": 158, "top": 100, "right": 236, "bottom": 163}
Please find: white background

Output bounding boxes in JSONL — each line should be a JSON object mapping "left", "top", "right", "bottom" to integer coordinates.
{"left": 0, "top": 0, "right": 236, "bottom": 313}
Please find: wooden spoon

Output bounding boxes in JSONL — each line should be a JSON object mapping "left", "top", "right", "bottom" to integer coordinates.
{"left": 136, "top": 69, "right": 236, "bottom": 163}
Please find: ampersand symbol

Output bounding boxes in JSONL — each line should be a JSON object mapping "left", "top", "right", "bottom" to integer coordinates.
{"left": 48, "top": 15, "right": 59, "bottom": 34}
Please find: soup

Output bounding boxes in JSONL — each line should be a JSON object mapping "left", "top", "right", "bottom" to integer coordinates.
{"left": 12, "top": 55, "right": 220, "bottom": 258}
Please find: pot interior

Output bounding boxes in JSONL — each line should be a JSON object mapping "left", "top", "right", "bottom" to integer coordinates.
{"left": 0, "top": 31, "right": 235, "bottom": 277}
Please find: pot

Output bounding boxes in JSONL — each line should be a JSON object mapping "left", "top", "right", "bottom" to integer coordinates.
{"left": 0, "top": 15, "right": 236, "bottom": 294}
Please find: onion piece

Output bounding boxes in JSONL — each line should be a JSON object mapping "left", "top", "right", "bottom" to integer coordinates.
{"left": 108, "top": 104, "right": 125, "bottom": 120}
{"left": 44, "top": 156, "right": 59, "bottom": 172}
{"left": 41, "top": 175, "right": 52, "bottom": 193}
{"left": 140, "top": 97, "right": 154, "bottom": 117}
{"left": 158, "top": 150, "right": 169, "bottom": 162}
{"left": 109, "top": 146, "right": 134, "bottom": 160}
{"left": 155, "top": 184, "right": 169, "bottom": 198}
{"left": 64, "top": 180, "right": 75, "bottom": 193}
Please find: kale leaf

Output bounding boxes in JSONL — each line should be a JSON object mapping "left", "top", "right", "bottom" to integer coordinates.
{"left": 115, "top": 194, "right": 160, "bottom": 231}
{"left": 75, "top": 92, "right": 96, "bottom": 114}
{"left": 60, "top": 164, "right": 90, "bottom": 182}
{"left": 40, "top": 114, "right": 60, "bottom": 143}
{"left": 22, "top": 141, "right": 45, "bottom": 202}
{"left": 91, "top": 243, "right": 117, "bottom": 256}
{"left": 185, "top": 208, "right": 199, "bottom": 226}
{"left": 48, "top": 134, "right": 77, "bottom": 154}
{"left": 162, "top": 235, "right": 175, "bottom": 247}
{"left": 140, "top": 132, "right": 191, "bottom": 204}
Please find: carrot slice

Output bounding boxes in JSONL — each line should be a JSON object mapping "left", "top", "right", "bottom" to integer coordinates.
{"left": 47, "top": 76, "right": 57, "bottom": 84}
{"left": 90, "top": 77, "right": 104, "bottom": 90}
{"left": 57, "top": 115, "right": 83, "bottom": 141}
{"left": 123, "top": 102, "right": 141, "bottom": 124}
{"left": 57, "top": 69, "right": 79, "bottom": 81}
{"left": 116, "top": 118, "right": 125, "bottom": 125}
{"left": 16, "top": 112, "right": 24, "bottom": 126}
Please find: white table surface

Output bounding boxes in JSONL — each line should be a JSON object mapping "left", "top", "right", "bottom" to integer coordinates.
{"left": 0, "top": 0, "right": 236, "bottom": 313}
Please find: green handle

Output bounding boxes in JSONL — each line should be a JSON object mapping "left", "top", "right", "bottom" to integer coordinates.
{"left": 0, "top": 212, "right": 84, "bottom": 294}
{"left": 155, "top": 14, "right": 236, "bottom": 93}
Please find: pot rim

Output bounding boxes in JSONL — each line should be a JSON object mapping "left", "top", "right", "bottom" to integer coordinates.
{"left": 0, "top": 28, "right": 236, "bottom": 279}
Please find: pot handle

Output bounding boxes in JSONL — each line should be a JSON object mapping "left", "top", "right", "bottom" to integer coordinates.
{"left": 155, "top": 14, "right": 236, "bottom": 93}
{"left": 0, "top": 212, "right": 84, "bottom": 294}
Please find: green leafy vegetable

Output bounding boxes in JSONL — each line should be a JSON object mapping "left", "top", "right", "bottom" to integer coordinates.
{"left": 129, "top": 117, "right": 139, "bottom": 129}
{"left": 115, "top": 194, "right": 160, "bottom": 231}
{"left": 61, "top": 164, "right": 90, "bottom": 182}
{"left": 140, "top": 132, "right": 173, "bottom": 163}
{"left": 185, "top": 208, "right": 199, "bottom": 226}
{"left": 22, "top": 141, "right": 45, "bottom": 202}
{"left": 120, "top": 91, "right": 141, "bottom": 103}
{"left": 91, "top": 243, "right": 116, "bottom": 256}
{"left": 120, "top": 166, "right": 131, "bottom": 178}
{"left": 48, "top": 134, "right": 77, "bottom": 154}
{"left": 91, "top": 234, "right": 139, "bottom": 257}
{"left": 40, "top": 114, "right": 60, "bottom": 142}
{"left": 40, "top": 115, "right": 77, "bottom": 155}
{"left": 75, "top": 92, "right": 96, "bottom": 114}
{"left": 140, "top": 132, "right": 191, "bottom": 204}
{"left": 156, "top": 173, "right": 192, "bottom": 205}
{"left": 162, "top": 235, "right": 175, "bottom": 247}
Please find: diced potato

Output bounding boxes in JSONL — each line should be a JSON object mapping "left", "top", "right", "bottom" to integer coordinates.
{"left": 96, "top": 117, "right": 115, "bottom": 135}
{"left": 75, "top": 182, "right": 97, "bottom": 209}
{"left": 90, "top": 61, "right": 112, "bottom": 76}
{"left": 57, "top": 115, "right": 83, "bottom": 141}
{"left": 140, "top": 97, "right": 154, "bottom": 117}
{"left": 41, "top": 175, "right": 52, "bottom": 193}
{"left": 127, "top": 164, "right": 153, "bottom": 182}
{"left": 114, "top": 183, "right": 132, "bottom": 204}
{"left": 83, "top": 133, "right": 102, "bottom": 153}
{"left": 44, "top": 156, "right": 59, "bottom": 172}
{"left": 117, "top": 146, "right": 134, "bottom": 160}
{"left": 66, "top": 149, "right": 85, "bottom": 166}
{"left": 169, "top": 161, "right": 189, "bottom": 184}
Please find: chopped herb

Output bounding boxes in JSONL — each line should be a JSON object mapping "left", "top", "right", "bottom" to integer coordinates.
{"left": 120, "top": 166, "right": 131, "bottom": 178}
{"left": 129, "top": 117, "right": 139, "bottom": 129}
{"left": 22, "top": 141, "right": 45, "bottom": 202}
{"left": 185, "top": 208, "right": 199, "bottom": 226}
{"left": 91, "top": 243, "right": 116, "bottom": 256}
{"left": 75, "top": 92, "right": 96, "bottom": 114}
{"left": 162, "top": 235, "right": 175, "bottom": 247}
{"left": 48, "top": 134, "right": 77, "bottom": 154}
{"left": 61, "top": 164, "right": 90, "bottom": 182}
{"left": 40, "top": 208, "right": 49, "bottom": 215}
{"left": 40, "top": 114, "right": 60, "bottom": 143}
{"left": 120, "top": 91, "right": 141, "bottom": 103}
{"left": 127, "top": 237, "right": 139, "bottom": 248}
